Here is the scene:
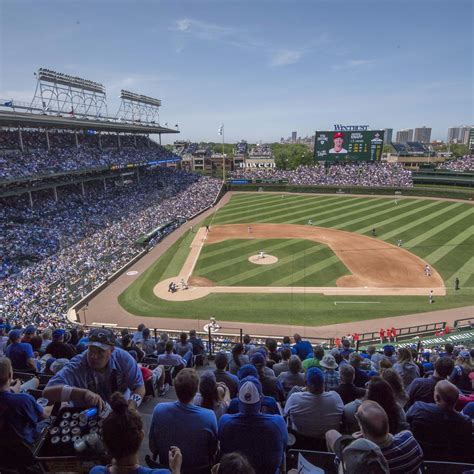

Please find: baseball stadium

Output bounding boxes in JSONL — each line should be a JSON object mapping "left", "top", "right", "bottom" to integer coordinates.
{"left": 2, "top": 2, "right": 474, "bottom": 469}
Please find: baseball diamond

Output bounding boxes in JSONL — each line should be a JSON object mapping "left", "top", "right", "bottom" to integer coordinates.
{"left": 77, "top": 191, "right": 474, "bottom": 335}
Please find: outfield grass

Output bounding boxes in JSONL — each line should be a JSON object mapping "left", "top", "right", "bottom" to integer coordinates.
{"left": 119, "top": 194, "right": 474, "bottom": 327}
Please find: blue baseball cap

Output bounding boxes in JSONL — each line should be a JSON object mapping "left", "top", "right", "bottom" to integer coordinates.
{"left": 250, "top": 352, "right": 266, "bottom": 366}
{"left": 306, "top": 367, "right": 324, "bottom": 389}
{"left": 24, "top": 325, "right": 36, "bottom": 335}
{"left": 52, "top": 329, "right": 65, "bottom": 340}
{"left": 383, "top": 345, "right": 395, "bottom": 355}
{"left": 9, "top": 329, "right": 22, "bottom": 340}
{"left": 237, "top": 364, "right": 258, "bottom": 380}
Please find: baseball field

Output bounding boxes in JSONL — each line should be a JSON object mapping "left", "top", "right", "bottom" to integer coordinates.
{"left": 118, "top": 193, "right": 474, "bottom": 328}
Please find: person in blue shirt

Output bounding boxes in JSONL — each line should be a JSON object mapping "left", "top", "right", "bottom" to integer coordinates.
{"left": 90, "top": 391, "right": 181, "bottom": 474}
{"left": 149, "top": 368, "right": 218, "bottom": 469}
{"left": 43, "top": 328, "right": 145, "bottom": 411}
{"left": 5, "top": 329, "right": 38, "bottom": 372}
{"left": 292, "top": 333, "right": 313, "bottom": 360}
{"left": 0, "top": 357, "right": 47, "bottom": 445}
{"left": 218, "top": 376, "right": 288, "bottom": 474}
{"left": 227, "top": 364, "right": 280, "bottom": 415}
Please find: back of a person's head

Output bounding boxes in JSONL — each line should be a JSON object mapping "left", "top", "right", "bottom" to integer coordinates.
{"left": 175, "top": 368, "right": 199, "bottom": 403}
{"left": 313, "top": 345, "right": 324, "bottom": 360}
{"left": 120, "top": 328, "right": 129, "bottom": 337}
{"left": 214, "top": 352, "right": 228, "bottom": 370}
{"left": 266, "top": 338, "right": 277, "bottom": 352}
{"left": 243, "top": 334, "right": 251, "bottom": 344}
{"left": 42, "top": 329, "right": 52, "bottom": 340}
{"left": 199, "top": 371, "right": 218, "bottom": 409}
{"left": 213, "top": 453, "right": 256, "bottom": 474}
{"left": 283, "top": 336, "right": 291, "bottom": 344}
{"left": 397, "top": 347, "right": 412, "bottom": 363}
{"left": 293, "top": 333, "right": 302, "bottom": 343}
{"left": 102, "top": 392, "right": 143, "bottom": 460}
{"left": 349, "top": 352, "right": 362, "bottom": 367}
{"left": 435, "top": 356, "right": 455, "bottom": 378}
{"left": 122, "top": 334, "right": 132, "bottom": 347}
{"left": 142, "top": 327, "right": 150, "bottom": 339}
{"left": 445, "top": 343, "right": 454, "bottom": 354}
{"left": 189, "top": 329, "right": 196, "bottom": 338}
{"left": 339, "top": 363, "right": 355, "bottom": 383}
{"left": 232, "top": 342, "right": 244, "bottom": 356}
{"left": 357, "top": 400, "right": 389, "bottom": 440}
{"left": 342, "top": 339, "right": 351, "bottom": 349}
{"left": 160, "top": 332, "right": 169, "bottom": 341}
{"left": 165, "top": 340, "right": 174, "bottom": 352}
{"left": 367, "top": 345, "right": 376, "bottom": 355}
{"left": 435, "top": 380, "right": 459, "bottom": 409}
{"left": 30, "top": 335, "right": 42, "bottom": 352}
{"left": 379, "top": 358, "right": 393, "bottom": 371}
{"left": 0, "top": 357, "right": 12, "bottom": 386}
{"left": 367, "top": 377, "right": 398, "bottom": 432}
{"left": 288, "top": 355, "right": 302, "bottom": 374}
{"left": 179, "top": 332, "right": 188, "bottom": 344}
{"left": 381, "top": 368, "right": 404, "bottom": 393}
{"left": 237, "top": 364, "right": 258, "bottom": 380}
{"left": 281, "top": 348, "right": 291, "bottom": 361}
{"left": 137, "top": 323, "right": 145, "bottom": 332}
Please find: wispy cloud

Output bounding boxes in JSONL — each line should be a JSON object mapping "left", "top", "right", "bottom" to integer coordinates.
{"left": 172, "top": 18, "right": 237, "bottom": 40}
{"left": 332, "top": 59, "right": 374, "bottom": 71}
{"left": 271, "top": 50, "right": 303, "bottom": 67}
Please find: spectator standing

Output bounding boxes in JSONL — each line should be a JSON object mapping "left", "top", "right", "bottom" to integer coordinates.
{"left": 242, "top": 334, "right": 255, "bottom": 354}
{"left": 292, "top": 333, "right": 313, "bottom": 360}
{"left": 157, "top": 341, "right": 187, "bottom": 368}
{"left": 149, "top": 369, "right": 218, "bottom": 469}
{"left": 141, "top": 328, "right": 157, "bottom": 357}
{"left": 218, "top": 376, "right": 288, "bottom": 474}
{"left": 189, "top": 329, "right": 205, "bottom": 362}
{"left": 340, "top": 339, "right": 354, "bottom": 359}
{"left": 156, "top": 333, "right": 170, "bottom": 355}
{"left": 132, "top": 324, "right": 146, "bottom": 345}
{"left": 175, "top": 332, "right": 193, "bottom": 367}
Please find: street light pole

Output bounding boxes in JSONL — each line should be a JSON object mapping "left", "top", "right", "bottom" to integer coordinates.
{"left": 222, "top": 124, "right": 225, "bottom": 182}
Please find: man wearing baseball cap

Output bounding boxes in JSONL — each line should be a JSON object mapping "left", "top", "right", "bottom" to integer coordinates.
{"left": 5, "top": 329, "right": 38, "bottom": 372}
{"left": 329, "top": 132, "right": 348, "bottom": 154}
{"left": 43, "top": 328, "right": 145, "bottom": 410}
{"left": 44, "top": 329, "right": 76, "bottom": 360}
{"left": 284, "top": 367, "right": 343, "bottom": 448}
{"left": 219, "top": 376, "right": 288, "bottom": 474}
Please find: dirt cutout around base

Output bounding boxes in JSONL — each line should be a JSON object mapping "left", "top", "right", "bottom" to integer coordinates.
{"left": 153, "top": 223, "right": 445, "bottom": 301}
{"left": 248, "top": 254, "right": 279, "bottom": 265}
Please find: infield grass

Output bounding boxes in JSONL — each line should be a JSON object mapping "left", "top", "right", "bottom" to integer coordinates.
{"left": 119, "top": 193, "right": 474, "bottom": 327}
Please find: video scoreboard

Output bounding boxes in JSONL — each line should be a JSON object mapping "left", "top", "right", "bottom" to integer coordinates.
{"left": 314, "top": 130, "right": 384, "bottom": 162}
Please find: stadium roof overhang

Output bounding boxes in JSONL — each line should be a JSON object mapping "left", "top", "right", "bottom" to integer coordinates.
{"left": 0, "top": 110, "right": 180, "bottom": 135}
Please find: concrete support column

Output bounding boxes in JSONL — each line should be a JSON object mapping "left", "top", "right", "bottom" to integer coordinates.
{"left": 53, "top": 186, "right": 58, "bottom": 202}
{"left": 28, "top": 191, "right": 33, "bottom": 208}
{"left": 45, "top": 129, "right": 50, "bottom": 150}
{"left": 81, "top": 181, "right": 85, "bottom": 197}
{"left": 75, "top": 132, "right": 79, "bottom": 148}
{"left": 18, "top": 126, "right": 24, "bottom": 152}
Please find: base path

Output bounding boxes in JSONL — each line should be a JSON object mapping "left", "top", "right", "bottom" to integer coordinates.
{"left": 153, "top": 223, "right": 445, "bottom": 301}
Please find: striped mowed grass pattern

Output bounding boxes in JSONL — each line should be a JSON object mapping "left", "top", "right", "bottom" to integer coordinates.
{"left": 207, "top": 194, "right": 474, "bottom": 289}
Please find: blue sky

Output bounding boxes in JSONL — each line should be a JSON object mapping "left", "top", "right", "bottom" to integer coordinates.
{"left": 0, "top": 0, "right": 472, "bottom": 143}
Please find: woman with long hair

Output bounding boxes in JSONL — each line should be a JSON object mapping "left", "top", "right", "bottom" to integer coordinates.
{"left": 393, "top": 347, "right": 420, "bottom": 387}
{"left": 229, "top": 343, "right": 249, "bottom": 375}
{"left": 381, "top": 368, "right": 408, "bottom": 408}
{"left": 90, "top": 392, "right": 182, "bottom": 473}
{"left": 193, "top": 371, "right": 230, "bottom": 421}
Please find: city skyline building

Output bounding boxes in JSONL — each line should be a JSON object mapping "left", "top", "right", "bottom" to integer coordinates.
{"left": 383, "top": 128, "right": 393, "bottom": 144}
{"left": 414, "top": 126, "right": 432, "bottom": 143}
{"left": 396, "top": 128, "right": 414, "bottom": 143}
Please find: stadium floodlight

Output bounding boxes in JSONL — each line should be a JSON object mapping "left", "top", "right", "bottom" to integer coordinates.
{"left": 30, "top": 68, "right": 108, "bottom": 119}
{"left": 116, "top": 89, "right": 162, "bottom": 124}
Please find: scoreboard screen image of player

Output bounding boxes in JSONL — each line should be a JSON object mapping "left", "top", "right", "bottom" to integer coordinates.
{"left": 314, "top": 130, "right": 384, "bottom": 162}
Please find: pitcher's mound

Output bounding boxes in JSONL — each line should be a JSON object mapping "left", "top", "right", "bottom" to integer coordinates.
{"left": 248, "top": 254, "right": 278, "bottom": 265}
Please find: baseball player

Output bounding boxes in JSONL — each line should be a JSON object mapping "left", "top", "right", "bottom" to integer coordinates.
{"left": 372, "top": 228, "right": 376, "bottom": 237}
{"left": 397, "top": 239, "right": 402, "bottom": 247}
{"left": 424, "top": 264, "right": 431, "bottom": 277}
{"left": 308, "top": 219, "right": 313, "bottom": 226}
{"left": 180, "top": 278, "right": 188, "bottom": 290}
{"left": 248, "top": 225, "right": 252, "bottom": 234}
{"left": 429, "top": 290, "right": 434, "bottom": 304}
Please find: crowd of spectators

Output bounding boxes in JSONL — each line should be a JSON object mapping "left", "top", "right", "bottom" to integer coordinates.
{"left": 437, "top": 154, "right": 474, "bottom": 172}
{"left": 230, "top": 162, "right": 414, "bottom": 187}
{"left": 0, "top": 324, "right": 472, "bottom": 473}
{"left": 2, "top": 167, "right": 222, "bottom": 327}
{"left": 0, "top": 145, "right": 181, "bottom": 181}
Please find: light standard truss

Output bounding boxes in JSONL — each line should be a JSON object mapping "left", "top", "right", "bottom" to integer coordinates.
{"left": 30, "top": 68, "right": 108, "bottom": 119}
{"left": 116, "top": 89, "right": 161, "bottom": 124}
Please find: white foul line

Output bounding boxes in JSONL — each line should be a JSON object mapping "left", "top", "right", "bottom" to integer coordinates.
{"left": 334, "top": 301, "right": 381, "bottom": 305}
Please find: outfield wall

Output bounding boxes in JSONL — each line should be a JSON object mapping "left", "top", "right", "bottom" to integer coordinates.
{"left": 227, "top": 183, "right": 474, "bottom": 200}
